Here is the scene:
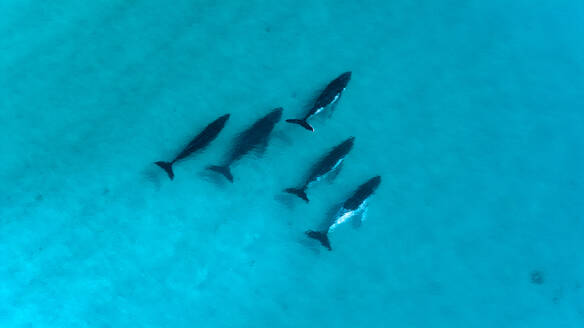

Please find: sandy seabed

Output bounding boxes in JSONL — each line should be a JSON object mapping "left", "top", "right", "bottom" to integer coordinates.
{"left": 0, "top": 1, "right": 583, "bottom": 327}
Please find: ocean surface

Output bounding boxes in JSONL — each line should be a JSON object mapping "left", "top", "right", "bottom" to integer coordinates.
{"left": 1, "top": 1, "right": 583, "bottom": 327}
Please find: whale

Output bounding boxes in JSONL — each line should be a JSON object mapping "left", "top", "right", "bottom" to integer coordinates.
{"left": 286, "top": 71, "right": 351, "bottom": 132}
{"left": 284, "top": 136, "right": 355, "bottom": 202}
{"left": 207, "top": 108, "right": 283, "bottom": 182}
{"left": 306, "top": 175, "right": 381, "bottom": 250}
{"left": 155, "top": 114, "right": 230, "bottom": 180}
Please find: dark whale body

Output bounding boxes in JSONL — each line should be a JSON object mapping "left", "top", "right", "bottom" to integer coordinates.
{"left": 286, "top": 71, "right": 351, "bottom": 132}
{"left": 207, "top": 108, "right": 283, "bottom": 182}
{"left": 284, "top": 136, "right": 355, "bottom": 202}
{"left": 342, "top": 176, "right": 382, "bottom": 210}
{"left": 155, "top": 114, "right": 230, "bottom": 180}
{"left": 306, "top": 175, "right": 381, "bottom": 250}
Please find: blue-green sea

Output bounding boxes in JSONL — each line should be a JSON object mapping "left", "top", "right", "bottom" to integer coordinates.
{"left": 1, "top": 1, "right": 583, "bottom": 327}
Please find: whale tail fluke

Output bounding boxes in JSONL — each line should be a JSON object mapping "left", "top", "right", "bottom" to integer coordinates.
{"left": 285, "top": 119, "right": 314, "bottom": 132}
{"left": 207, "top": 165, "right": 234, "bottom": 183}
{"left": 284, "top": 187, "right": 309, "bottom": 202}
{"left": 155, "top": 161, "right": 174, "bottom": 180}
{"left": 306, "top": 230, "right": 331, "bottom": 251}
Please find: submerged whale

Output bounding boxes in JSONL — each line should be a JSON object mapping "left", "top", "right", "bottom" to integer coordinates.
{"left": 284, "top": 136, "right": 355, "bottom": 202}
{"left": 286, "top": 71, "right": 351, "bottom": 132}
{"left": 155, "top": 114, "right": 230, "bottom": 180}
{"left": 207, "top": 108, "right": 283, "bottom": 182}
{"left": 306, "top": 175, "right": 381, "bottom": 250}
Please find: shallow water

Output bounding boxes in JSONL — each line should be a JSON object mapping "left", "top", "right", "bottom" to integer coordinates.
{"left": 1, "top": 1, "right": 583, "bottom": 327}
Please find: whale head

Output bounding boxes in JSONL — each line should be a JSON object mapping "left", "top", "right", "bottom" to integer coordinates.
{"left": 338, "top": 71, "right": 352, "bottom": 86}
{"left": 266, "top": 107, "right": 283, "bottom": 123}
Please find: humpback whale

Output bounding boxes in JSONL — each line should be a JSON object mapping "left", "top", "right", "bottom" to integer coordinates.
{"left": 207, "top": 108, "right": 283, "bottom": 182}
{"left": 155, "top": 114, "right": 230, "bottom": 180}
{"left": 284, "top": 136, "right": 355, "bottom": 202}
{"left": 306, "top": 175, "right": 381, "bottom": 250}
{"left": 286, "top": 71, "right": 351, "bottom": 132}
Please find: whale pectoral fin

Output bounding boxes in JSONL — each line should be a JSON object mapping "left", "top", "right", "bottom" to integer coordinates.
{"left": 327, "top": 105, "right": 336, "bottom": 118}
{"left": 351, "top": 210, "right": 363, "bottom": 229}
{"left": 326, "top": 161, "right": 344, "bottom": 182}
{"left": 327, "top": 93, "right": 343, "bottom": 117}
{"left": 352, "top": 205, "right": 368, "bottom": 229}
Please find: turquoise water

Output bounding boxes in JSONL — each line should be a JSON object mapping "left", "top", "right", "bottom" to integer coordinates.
{"left": 1, "top": 1, "right": 583, "bottom": 326}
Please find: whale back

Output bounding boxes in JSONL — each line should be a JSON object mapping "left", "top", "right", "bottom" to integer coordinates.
{"left": 228, "top": 108, "right": 283, "bottom": 162}
{"left": 343, "top": 176, "right": 381, "bottom": 210}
